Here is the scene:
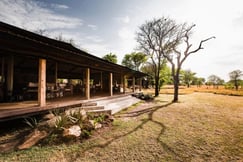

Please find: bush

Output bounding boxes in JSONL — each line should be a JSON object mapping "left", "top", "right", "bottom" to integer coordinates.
{"left": 132, "top": 92, "right": 154, "bottom": 100}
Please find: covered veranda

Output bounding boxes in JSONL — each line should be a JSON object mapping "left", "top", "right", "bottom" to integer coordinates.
{"left": 0, "top": 22, "right": 145, "bottom": 121}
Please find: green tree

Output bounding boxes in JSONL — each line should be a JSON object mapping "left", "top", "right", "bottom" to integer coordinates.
{"left": 141, "top": 59, "right": 171, "bottom": 89}
{"left": 102, "top": 53, "right": 117, "bottom": 64}
{"left": 122, "top": 52, "right": 147, "bottom": 71}
{"left": 159, "top": 59, "right": 172, "bottom": 87}
{"left": 207, "top": 75, "right": 224, "bottom": 88}
{"left": 229, "top": 69, "right": 242, "bottom": 90}
{"left": 192, "top": 77, "right": 205, "bottom": 87}
{"left": 140, "top": 63, "right": 155, "bottom": 88}
{"left": 181, "top": 69, "right": 196, "bottom": 88}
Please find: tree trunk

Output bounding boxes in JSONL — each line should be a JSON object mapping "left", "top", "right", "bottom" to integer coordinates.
{"left": 173, "top": 76, "right": 179, "bottom": 102}
{"left": 155, "top": 76, "right": 159, "bottom": 97}
{"left": 173, "top": 68, "right": 180, "bottom": 102}
{"left": 235, "top": 80, "right": 238, "bottom": 90}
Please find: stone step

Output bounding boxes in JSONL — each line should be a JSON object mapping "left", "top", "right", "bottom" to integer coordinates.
{"left": 81, "top": 106, "right": 104, "bottom": 111}
{"left": 81, "top": 102, "right": 97, "bottom": 107}
{"left": 97, "top": 95, "right": 141, "bottom": 114}
{"left": 97, "top": 95, "right": 132, "bottom": 105}
{"left": 87, "top": 109, "right": 112, "bottom": 115}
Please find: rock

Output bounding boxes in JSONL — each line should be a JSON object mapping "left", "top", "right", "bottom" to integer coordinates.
{"left": 42, "top": 113, "right": 55, "bottom": 120}
{"left": 18, "top": 129, "right": 48, "bottom": 150}
{"left": 89, "top": 120, "right": 102, "bottom": 129}
{"left": 63, "top": 125, "right": 81, "bottom": 137}
{"left": 95, "top": 123, "right": 102, "bottom": 129}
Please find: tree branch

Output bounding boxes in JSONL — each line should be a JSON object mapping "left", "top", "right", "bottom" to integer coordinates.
{"left": 187, "top": 36, "right": 216, "bottom": 55}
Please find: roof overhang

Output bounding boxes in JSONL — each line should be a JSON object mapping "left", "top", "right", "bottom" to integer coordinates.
{"left": 0, "top": 21, "right": 146, "bottom": 77}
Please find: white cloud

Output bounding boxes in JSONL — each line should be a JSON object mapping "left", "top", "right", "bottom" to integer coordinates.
{"left": 0, "top": 0, "right": 82, "bottom": 31}
{"left": 81, "top": 43, "right": 110, "bottom": 57}
{"left": 42, "top": 29, "right": 109, "bottom": 58}
{"left": 51, "top": 4, "right": 69, "bottom": 10}
{"left": 85, "top": 36, "right": 103, "bottom": 43}
{"left": 118, "top": 27, "right": 134, "bottom": 40}
{"left": 0, "top": 0, "right": 108, "bottom": 59}
{"left": 122, "top": 16, "right": 130, "bottom": 23}
{"left": 87, "top": 24, "right": 98, "bottom": 30}
{"left": 115, "top": 16, "right": 130, "bottom": 24}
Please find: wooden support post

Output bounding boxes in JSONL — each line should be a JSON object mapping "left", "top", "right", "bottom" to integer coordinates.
{"left": 38, "top": 58, "right": 46, "bottom": 107}
{"left": 85, "top": 68, "right": 90, "bottom": 100}
{"left": 109, "top": 72, "right": 113, "bottom": 96}
{"left": 0, "top": 57, "right": 4, "bottom": 101}
{"left": 132, "top": 76, "right": 135, "bottom": 92}
{"left": 100, "top": 72, "right": 103, "bottom": 90}
{"left": 1, "top": 57, "right": 4, "bottom": 83}
{"left": 120, "top": 75, "right": 123, "bottom": 93}
{"left": 139, "top": 78, "right": 142, "bottom": 91}
{"left": 55, "top": 62, "right": 58, "bottom": 84}
{"left": 122, "top": 75, "right": 126, "bottom": 94}
{"left": 7, "top": 55, "right": 14, "bottom": 99}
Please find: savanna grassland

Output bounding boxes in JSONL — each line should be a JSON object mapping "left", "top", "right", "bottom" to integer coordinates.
{"left": 0, "top": 91, "right": 242, "bottom": 162}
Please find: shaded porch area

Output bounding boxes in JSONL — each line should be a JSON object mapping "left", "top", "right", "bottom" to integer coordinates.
{"left": 0, "top": 92, "right": 140, "bottom": 122}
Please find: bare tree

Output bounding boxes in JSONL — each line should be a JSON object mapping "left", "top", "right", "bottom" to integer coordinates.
{"left": 54, "top": 33, "right": 78, "bottom": 47}
{"left": 34, "top": 29, "right": 48, "bottom": 36}
{"left": 136, "top": 17, "right": 177, "bottom": 96}
{"left": 163, "top": 24, "right": 215, "bottom": 102}
{"left": 229, "top": 70, "right": 242, "bottom": 90}
{"left": 137, "top": 17, "right": 215, "bottom": 101}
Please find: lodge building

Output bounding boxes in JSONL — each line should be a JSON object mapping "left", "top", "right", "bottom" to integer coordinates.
{"left": 0, "top": 21, "right": 145, "bottom": 121}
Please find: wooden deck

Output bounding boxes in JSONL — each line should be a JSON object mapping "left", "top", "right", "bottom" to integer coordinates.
{"left": 0, "top": 93, "right": 131, "bottom": 122}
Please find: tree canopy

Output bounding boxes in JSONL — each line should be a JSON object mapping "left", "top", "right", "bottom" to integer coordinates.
{"left": 141, "top": 59, "right": 171, "bottom": 89}
{"left": 229, "top": 70, "right": 242, "bottom": 90}
{"left": 102, "top": 53, "right": 117, "bottom": 64}
{"left": 122, "top": 52, "right": 147, "bottom": 71}
{"left": 181, "top": 69, "right": 196, "bottom": 88}
{"left": 207, "top": 75, "right": 224, "bottom": 88}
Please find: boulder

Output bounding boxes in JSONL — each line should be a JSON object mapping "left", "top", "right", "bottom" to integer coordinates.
{"left": 63, "top": 125, "right": 81, "bottom": 137}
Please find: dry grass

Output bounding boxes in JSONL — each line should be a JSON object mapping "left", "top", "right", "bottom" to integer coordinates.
{"left": 193, "top": 86, "right": 243, "bottom": 96}
{"left": 0, "top": 93, "right": 242, "bottom": 161}
{"left": 143, "top": 85, "right": 243, "bottom": 96}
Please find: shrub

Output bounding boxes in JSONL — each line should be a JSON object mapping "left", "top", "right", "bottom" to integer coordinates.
{"left": 23, "top": 117, "right": 38, "bottom": 128}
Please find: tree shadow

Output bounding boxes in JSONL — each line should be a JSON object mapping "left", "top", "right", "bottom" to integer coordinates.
{"left": 72, "top": 101, "right": 187, "bottom": 161}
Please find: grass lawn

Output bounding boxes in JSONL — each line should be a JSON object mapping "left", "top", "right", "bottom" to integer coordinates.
{"left": 0, "top": 93, "right": 242, "bottom": 161}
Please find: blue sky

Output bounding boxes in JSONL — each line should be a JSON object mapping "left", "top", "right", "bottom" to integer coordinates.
{"left": 0, "top": 0, "right": 243, "bottom": 81}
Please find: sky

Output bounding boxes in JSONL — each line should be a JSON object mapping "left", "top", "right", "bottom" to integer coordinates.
{"left": 0, "top": 0, "right": 242, "bottom": 81}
